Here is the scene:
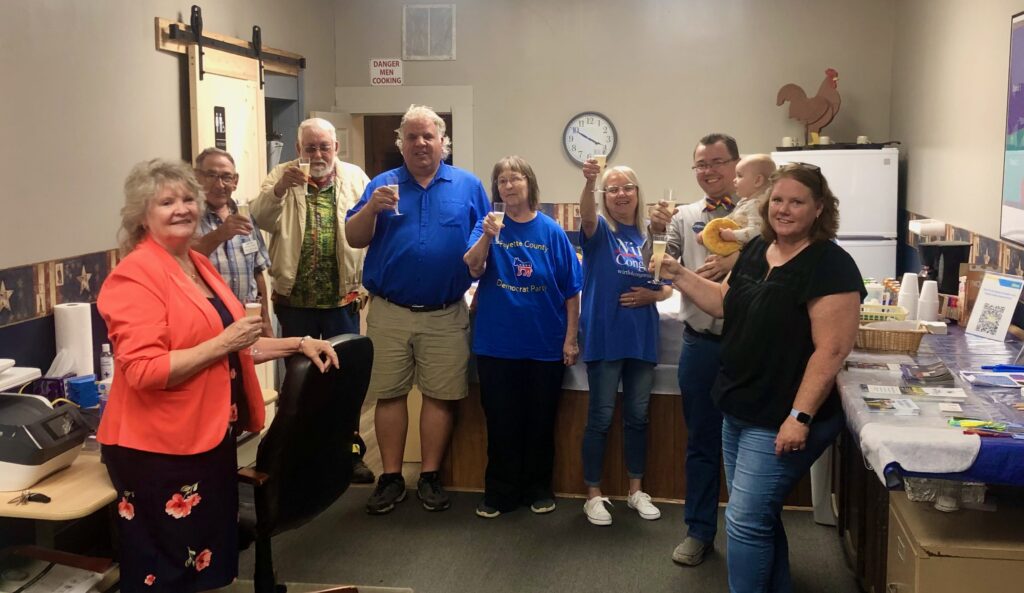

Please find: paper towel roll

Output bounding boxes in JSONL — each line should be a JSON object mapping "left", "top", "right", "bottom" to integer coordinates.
{"left": 55, "top": 303, "right": 94, "bottom": 376}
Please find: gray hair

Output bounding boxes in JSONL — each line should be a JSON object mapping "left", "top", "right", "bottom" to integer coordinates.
{"left": 598, "top": 165, "right": 647, "bottom": 243}
{"left": 394, "top": 104, "right": 452, "bottom": 159}
{"left": 297, "top": 118, "right": 338, "bottom": 143}
{"left": 118, "top": 159, "right": 202, "bottom": 255}
{"left": 194, "top": 147, "right": 236, "bottom": 169}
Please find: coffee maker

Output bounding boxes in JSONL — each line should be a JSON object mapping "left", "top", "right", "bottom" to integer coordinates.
{"left": 917, "top": 241, "right": 970, "bottom": 295}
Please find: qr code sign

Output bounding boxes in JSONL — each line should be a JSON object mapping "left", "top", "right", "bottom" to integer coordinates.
{"left": 976, "top": 303, "right": 1005, "bottom": 336}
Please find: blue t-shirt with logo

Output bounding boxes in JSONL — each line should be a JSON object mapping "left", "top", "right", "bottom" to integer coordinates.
{"left": 347, "top": 163, "right": 490, "bottom": 306}
{"left": 580, "top": 216, "right": 659, "bottom": 363}
{"left": 469, "top": 212, "right": 583, "bottom": 361}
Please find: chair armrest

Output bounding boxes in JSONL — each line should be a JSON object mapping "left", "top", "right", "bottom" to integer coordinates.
{"left": 237, "top": 467, "right": 270, "bottom": 487}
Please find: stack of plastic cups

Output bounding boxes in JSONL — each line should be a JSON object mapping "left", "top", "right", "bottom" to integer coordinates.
{"left": 898, "top": 272, "right": 920, "bottom": 320}
{"left": 917, "top": 280, "right": 940, "bottom": 322}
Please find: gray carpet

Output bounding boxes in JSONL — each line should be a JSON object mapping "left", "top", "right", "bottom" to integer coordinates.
{"left": 239, "top": 486, "right": 859, "bottom": 593}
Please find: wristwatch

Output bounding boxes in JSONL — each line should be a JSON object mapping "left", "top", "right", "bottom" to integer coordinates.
{"left": 789, "top": 408, "right": 813, "bottom": 425}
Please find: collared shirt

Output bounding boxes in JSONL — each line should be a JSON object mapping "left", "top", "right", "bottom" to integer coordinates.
{"left": 347, "top": 163, "right": 490, "bottom": 306}
{"left": 289, "top": 183, "right": 342, "bottom": 308}
{"left": 198, "top": 202, "right": 271, "bottom": 303}
{"left": 663, "top": 196, "right": 735, "bottom": 334}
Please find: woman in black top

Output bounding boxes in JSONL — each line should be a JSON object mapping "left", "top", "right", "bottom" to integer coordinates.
{"left": 657, "top": 163, "right": 864, "bottom": 592}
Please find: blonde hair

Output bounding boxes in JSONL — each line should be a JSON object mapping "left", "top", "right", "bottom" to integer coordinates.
{"left": 599, "top": 165, "right": 647, "bottom": 243}
{"left": 394, "top": 104, "right": 452, "bottom": 159}
{"left": 118, "top": 159, "right": 202, "bottom": 254}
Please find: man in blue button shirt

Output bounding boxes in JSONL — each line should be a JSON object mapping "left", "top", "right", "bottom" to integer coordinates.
{"left": 347, "top": 105, "right": 489, "bottom": 514}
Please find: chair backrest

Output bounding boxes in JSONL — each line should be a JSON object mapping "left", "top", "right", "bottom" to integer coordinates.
{"left": 254, "top": 333, "right": 372, "bottom": 537}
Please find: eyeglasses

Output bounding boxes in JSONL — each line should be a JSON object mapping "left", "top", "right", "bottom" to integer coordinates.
{"left": 496, "top": 174, "right": 526, "bottom": 186}
{"left": 196, "top": 170, "right": 238, "bottom": 185}
{"left": 691, "top": 158, "right": 737, "bottom": 173}
{"left": 605, "top": 184, "right": 638, "bottom": 195}
{"left": 301, "top": 144, "right": 334, "bottom": 155}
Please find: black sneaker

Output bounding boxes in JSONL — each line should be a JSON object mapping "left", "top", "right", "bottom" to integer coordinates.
{"left": 475, "top": 501, "right": 501, "bottom": 518}
{"left": 416, "top": 471, "right": 451, "bottom": 511}
{"left": 366, "top": 473, "right": 407, "bottom": 515}
{"left": 351, "top": 458, "right": 375, "bottom": 484}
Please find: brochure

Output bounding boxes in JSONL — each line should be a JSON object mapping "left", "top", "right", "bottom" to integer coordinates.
{"left": 958, "top": 370, "right": 1024, "bottom": 388}
{"left": 861, "top": 396, "right": 921, "bottom": 415}
{"left": 845, "top": 360, "right": 901, "bottom": 371}
{"left": 860, "top": 384, "right": 968, "bottom": 399}
{"left": 901, "top": 361, "right": 955, "bottom": 386}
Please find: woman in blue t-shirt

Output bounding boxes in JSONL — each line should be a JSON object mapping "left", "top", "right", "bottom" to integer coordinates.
{"left": 577, "top": 160, "right": 671, "bottom": 526}
{"left": 464, "top": 156, "right": 583, "bottom": 518}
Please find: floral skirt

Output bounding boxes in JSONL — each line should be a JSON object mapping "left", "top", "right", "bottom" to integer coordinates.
{"left": 102, "top": 432, "right": 238, "bottom": 592}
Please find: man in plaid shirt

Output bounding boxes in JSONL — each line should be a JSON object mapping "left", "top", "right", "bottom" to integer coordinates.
{"left": 193, "top": 147, "right": 273, "bottom": 336}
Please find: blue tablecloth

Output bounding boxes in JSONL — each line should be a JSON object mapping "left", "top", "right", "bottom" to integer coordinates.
{"left": 841, "top": 326, "right": 1024, "bottom": 488}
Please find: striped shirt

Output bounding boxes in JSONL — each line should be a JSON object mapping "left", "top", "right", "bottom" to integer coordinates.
{"left": 198, "top": 202, "right": 271, "bottom": 303}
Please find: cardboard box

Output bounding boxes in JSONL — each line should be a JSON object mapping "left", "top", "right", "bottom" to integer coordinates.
{"left": 887, "top": 492, "right": 1024, "bottom": 593}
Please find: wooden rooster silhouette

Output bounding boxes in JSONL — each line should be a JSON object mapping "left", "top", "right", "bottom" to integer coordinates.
{"left": 777, "top": 68, "right": 841, "bottom": 145}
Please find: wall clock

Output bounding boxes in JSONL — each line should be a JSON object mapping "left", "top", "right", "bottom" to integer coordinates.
{"left": 562, "top": 111, "right": 617, "bottom": 167}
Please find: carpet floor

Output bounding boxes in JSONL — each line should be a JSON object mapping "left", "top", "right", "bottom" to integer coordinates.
{"left": 238, "top": 485, "right": 859, "bottom": 593}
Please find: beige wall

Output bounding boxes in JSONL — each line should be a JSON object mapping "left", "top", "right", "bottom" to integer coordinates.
{"left": 891, "top": 0, "right": 1020, "bottom": 240}
{"left": 0, "top": 0, "right": 336, "bottom": 269}
{"left": 333, "top": 0, "right": 895, "bottom": 203}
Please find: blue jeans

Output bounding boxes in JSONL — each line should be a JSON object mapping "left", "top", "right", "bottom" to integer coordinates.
{"left": 582, "top": 359, "right": 655, "bottom": 486}
{"left": 677, "top": 330, "right": 723, "bottom": 544}
{"left": 275, "top": 303, "right": 360, "bottom": 339}
{"left": 722, "top": 412, "right": 843, "bottom": 593}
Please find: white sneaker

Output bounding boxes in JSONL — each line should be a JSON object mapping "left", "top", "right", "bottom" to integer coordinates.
{"left": 583, "top": 496, "right": 613, "bottom": 525}
{"left": 627, "top": 490, "right": 661, "bottom": 520}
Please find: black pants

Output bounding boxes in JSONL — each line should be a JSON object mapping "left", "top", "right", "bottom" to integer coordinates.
{"left": 476, "top": 355, "right": 565, "bottom": 512}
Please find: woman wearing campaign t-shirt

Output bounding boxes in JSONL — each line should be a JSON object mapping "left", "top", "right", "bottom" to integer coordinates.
{"left": 577, "top": 161, "right": 671, "bottom": 526}
{"left": 464, "top": 156, "right": 583, "bottom": 518}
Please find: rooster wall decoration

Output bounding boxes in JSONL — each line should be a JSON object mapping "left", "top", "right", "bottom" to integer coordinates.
{"left": 776, "top": 68, "right": 841, "bottom": 145}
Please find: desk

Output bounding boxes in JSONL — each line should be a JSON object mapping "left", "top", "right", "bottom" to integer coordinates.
{"left": 834, "top": 326, "right": 1024, "bottom": 592}
{"left": 0, "top": 451, "right": 115, "bottom": 522}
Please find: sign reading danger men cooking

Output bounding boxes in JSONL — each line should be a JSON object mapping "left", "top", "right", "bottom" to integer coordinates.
{"left": 370, "top": 59, "right": 403, "bottom": 86}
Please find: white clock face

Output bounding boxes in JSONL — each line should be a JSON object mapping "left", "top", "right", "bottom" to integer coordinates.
{"left": 563, "top": 112, "right": 617, "bottom": 167}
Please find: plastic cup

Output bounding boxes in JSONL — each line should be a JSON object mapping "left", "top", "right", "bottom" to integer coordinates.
{"left": 245, "top": 302, "right": 261, "bottom": 318}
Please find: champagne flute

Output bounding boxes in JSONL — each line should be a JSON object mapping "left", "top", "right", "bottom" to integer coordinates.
{"left": 245, "top": 301, "right": 261, "bottom": 356}
{"left": 385, "top": 175, "right": 402, "bottom": 216}
{"left": 492, "top": 203, "right": 506, "bottom": 243}
{"left": 651, "top": 233, "right": 669, "bottom": 284}
{"left": 236, "top": 199, "right": 250, "bottom": 220}
{"left": 662, "top": 188, "right": 676, "bottom": 212}
{"left": 298, "top": 157, "right": 311, "bottom": 182}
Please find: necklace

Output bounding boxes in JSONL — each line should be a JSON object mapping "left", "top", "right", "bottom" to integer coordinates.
{"left": 174, "top": 256, "right": 200, "bottom": 281}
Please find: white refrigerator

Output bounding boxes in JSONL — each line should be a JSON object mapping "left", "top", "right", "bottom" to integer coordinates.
{"left": 771, "top": 147, "right": 899, "bottom": 281}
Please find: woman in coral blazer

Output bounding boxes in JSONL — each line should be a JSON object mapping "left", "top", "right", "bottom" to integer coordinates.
{"left": 98, "top": 159, "right": 338, "bottom": 593}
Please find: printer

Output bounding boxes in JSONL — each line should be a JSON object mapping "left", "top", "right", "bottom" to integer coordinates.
{"left": 0, "top": 393, "right": 89, "bottom": 491}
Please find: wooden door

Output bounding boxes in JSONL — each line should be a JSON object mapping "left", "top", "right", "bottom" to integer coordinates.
{"left": 363, "top": 113, "right": 453, "bottom": 179}
{"left": 187, "top": 45, "right": 273, "bottom": 387}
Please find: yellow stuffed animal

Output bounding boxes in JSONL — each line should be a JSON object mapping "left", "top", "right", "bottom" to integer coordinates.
{"left": 701, "top": 218, "right": 742, "bottom": 256}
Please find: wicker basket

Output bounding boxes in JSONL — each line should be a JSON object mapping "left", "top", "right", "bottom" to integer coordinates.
{"left": 855, "top": 324, "right": 927, "bottom": 353}
{"left": 860, "top": 304, "right": 908, "bottom": 324}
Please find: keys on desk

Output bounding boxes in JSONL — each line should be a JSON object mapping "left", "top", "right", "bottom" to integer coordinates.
{"left": 6, "top": 491, "right": 51, "bottom": 505}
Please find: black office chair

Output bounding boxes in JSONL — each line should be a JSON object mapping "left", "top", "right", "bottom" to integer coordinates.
{"left": 238, "top": 334, "right": 373, "bottom": 593}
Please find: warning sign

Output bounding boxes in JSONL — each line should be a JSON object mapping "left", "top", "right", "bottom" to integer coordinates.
{"left": 370, "top": 58, "right": 403, "bottom": 86}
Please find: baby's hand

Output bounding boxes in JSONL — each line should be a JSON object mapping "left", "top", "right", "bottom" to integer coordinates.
{"left": 719, "top": 228, "right": 736, "bottom": 242}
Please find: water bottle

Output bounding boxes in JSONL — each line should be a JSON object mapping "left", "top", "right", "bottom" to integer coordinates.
{"left": 99, "top": 343, "right": 115, "bottom": 380}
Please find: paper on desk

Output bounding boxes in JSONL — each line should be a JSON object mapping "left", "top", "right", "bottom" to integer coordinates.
{"left": 0, "top": 561, "right": 102, "bottom": 593}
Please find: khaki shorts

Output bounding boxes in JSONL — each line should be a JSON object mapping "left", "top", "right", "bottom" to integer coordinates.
{"left": 366, "top": 297, "right": 470, "bottom": 401}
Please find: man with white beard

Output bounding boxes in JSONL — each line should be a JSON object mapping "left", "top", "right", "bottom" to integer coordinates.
{"left": 252, "top": 117, "right": 370, "bottom": 339}
{"left": 252, "top": 118, "right": 376, "bottom": 483}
